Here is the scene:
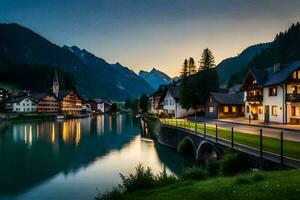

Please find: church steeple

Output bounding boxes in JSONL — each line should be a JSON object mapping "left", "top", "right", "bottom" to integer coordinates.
{"left": 53, "top": 70, "right": 59, "bottom": 98}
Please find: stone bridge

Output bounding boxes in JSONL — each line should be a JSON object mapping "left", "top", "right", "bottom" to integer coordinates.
{"left": 156, "top": 122, "right": 219, "bottom": 161}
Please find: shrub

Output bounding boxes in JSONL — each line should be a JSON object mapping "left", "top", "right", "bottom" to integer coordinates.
{"left": 206, "top": 159, "right": 220, "bottom": 176}
{"left": 177, "top": 138, "right": 194, "bottom": 156}
{"left": 119, "top": 164, "right": 177, "bottom": 192}
{"left": 95, "top": 187, "right": 123, "bottom": 200}
{"left": 221, "top": 150, "right": 251, "bottom": 176}
{"left": 180, "top": 166, "right": 208, "bottom": 180}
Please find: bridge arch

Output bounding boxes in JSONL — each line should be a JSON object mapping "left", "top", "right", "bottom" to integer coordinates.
{"left": 196, "top": 141, "right": 218, "bottom": 161}
{"left": 177, "top": 136, "right": 197, "bottom": 157}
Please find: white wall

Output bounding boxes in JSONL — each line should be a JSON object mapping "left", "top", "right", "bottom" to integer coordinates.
{"left": 97, "top": 103, "right": 104, "bottom": 113}
{"left": 163, "top": 91, "right": 176, "bottom": 113}
{"left": 262, "top": 86, "right": 284, "bottom": 123}
{"left": 13, "top": 98, "right": 37, "bottom": 112}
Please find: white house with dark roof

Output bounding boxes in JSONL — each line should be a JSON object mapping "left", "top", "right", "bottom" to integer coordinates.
{"left": 242, "top": 61, "right": 300, "bottom": 124}
{"left": 161, "top": 85, "right": 195, "bottom": 118}
{"left": 5, "top": 96, "right": 38, "bottom": 112}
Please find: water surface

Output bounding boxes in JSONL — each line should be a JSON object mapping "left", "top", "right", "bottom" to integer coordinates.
{"left": 0, "top": 115, "right": 193, "bottom": 200}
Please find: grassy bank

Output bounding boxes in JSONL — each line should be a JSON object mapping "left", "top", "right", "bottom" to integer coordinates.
{"left": 161, "top": 118, "right": 300, "bottom": 159}
{"left": 123, "top": 169, "right": 300, "bottom": 200}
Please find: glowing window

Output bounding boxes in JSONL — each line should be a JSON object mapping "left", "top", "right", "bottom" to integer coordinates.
{"left": 232, "top": 106, "right": 237, "bottom": 113}
{"left": 224, "top": 106, "right": 229, "bottom": 113}
{"left": 209, "top": 107, "right": 214, "bottom": 113}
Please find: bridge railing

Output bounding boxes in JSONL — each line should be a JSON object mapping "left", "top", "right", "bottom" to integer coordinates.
{"left": 159, "top": 118, "right": 300, "bottom": 168}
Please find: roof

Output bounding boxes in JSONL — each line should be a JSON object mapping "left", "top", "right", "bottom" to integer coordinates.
{"left": 58, "top": 90, "right": 72, "bottom": 100}
{"left": 210, "top": 92, "right": 244, "bottom": 105}
{"left": 6, "top": 96, "right": 38, "bottom": 103}
{"left": 246, "top": 60, "right": 300, "bottom": 87}
{"left": 166, "top": 85, "right": 180, "bottom": 100}
{"left": 53, "top": 70, "right": 59, "bottom": 84}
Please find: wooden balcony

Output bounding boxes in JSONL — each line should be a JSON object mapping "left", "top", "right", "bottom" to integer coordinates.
{"left": 246, "top": 95, "right": 263, "bottom": 102}
{"left": 286, "top": 93, "right": 300, "bottom": 102}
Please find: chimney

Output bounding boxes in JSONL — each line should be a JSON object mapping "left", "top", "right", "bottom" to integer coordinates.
{"left": 273, "top": 63, "right": 280, "bottom": 73}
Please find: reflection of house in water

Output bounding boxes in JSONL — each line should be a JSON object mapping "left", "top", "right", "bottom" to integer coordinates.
{"left": 61, "top": 120, "right": 81, "bottom": 146}
{"left": 116, "top": 115, "right": 123, "bottom": 134}
{"left": 96, "top": 115, "right": 105, "bottom": 135}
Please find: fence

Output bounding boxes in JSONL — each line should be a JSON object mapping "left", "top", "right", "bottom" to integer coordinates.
{"left": 159, "top": 118, "right": 300, "bottom": 167}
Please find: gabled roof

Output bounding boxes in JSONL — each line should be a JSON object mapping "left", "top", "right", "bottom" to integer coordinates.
{"left": 244, "top": 60, "right": 300, "bottom": 88}
{"left": 210, "top": 92, "right": 244, "bottom": 105}
{"left": 166, "top": 85, "right": 180, "bottom": 100}
{"left": 6, "top": 96, "right": 38, "bottom": 103}
{"left": 58, "top": 90, "right": 73, "bottom": 100}
{"left": 31, "top": 93, "right": 57, "bottom": 101}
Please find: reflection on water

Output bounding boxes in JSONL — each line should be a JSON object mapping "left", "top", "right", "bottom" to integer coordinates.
{"left": 0, "top": 114, "right": 194, "bottom": 200}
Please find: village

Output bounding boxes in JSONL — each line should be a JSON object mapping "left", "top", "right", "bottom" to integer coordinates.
{"left": 0, "top": 71, "right": 115, "bottom": 119}
{"left": 148, "top": 61, "right": 300, "bottom": 127}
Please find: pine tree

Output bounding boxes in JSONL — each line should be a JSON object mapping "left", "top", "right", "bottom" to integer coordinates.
{"left": 199, "top": 48, "right": 215, "bottom": 71}
{"left": 180, "top": 59, "right": 189, "bottom": 78}
{"left": 188, "top": 57, "right": 197, "bottom": 76}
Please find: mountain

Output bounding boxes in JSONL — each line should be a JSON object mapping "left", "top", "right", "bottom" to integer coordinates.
{"left": 138, "top": 68, "right": 172, "bottom": 89}
{"left": 216, "top": 43, "right": 270, "bottom": 87}
{"left": 0, "top": 23, "right": 154, "bottom": 100}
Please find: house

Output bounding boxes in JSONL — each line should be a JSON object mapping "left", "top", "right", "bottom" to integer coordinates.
{"left": 148, "top": 86, "right": 166, "bottom": 114}
{"left": 0, "top": 88, "right": 8, "bottom": 103}
{"left": 204, "top": 92, "right": 244, "bottom": 119}
{"left": 242, "top": 61, "right": 300, "bottom": 124}
{"left": 88, "top": 99, "right": 105, "bottom": 113}
{"left": 5, "top": 96, "right": 38, "bottom": 112}
{"left": 58, "top": 90, "right": 82, "bottom": 115}
{"left": 104, "top": 101, "right": 112, "bottom": 113}
{"left": 32, "top": 93, "right": 59, "bottom": 113}
{"left": 161, "top": 85, "right": 195, "bottom": 118}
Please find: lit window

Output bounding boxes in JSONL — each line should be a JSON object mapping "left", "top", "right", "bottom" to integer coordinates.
{"left": 232, "top": 106, "right": 237, "bottom": 113}
{"left": 293, "top": 71, "right": 297, "bottom": 79}
{"left": 224, "top": 106, "right": 229, "bottom": 113}
{"left": 292, "top": 106, "right": 300, "bottom": 117}
{"left": 209, "top": 107, "right": 214, "bottom": 113}
{"left": 242, "top": 107, "right": 245, "bottom": 113}
{"left": 209, "top": 96, "right": 213, "bottom": 102}
{"left": 269, "top": 87, "right": 277, "bottom": 96}
{"left": 292, "top": 86, "right": 297, "bottom": 94}
{"left": 272, "top": 106, "right": 278, "bottom": 116}
{"left": 252, "top": 80, "right": 257, "bottom": 84}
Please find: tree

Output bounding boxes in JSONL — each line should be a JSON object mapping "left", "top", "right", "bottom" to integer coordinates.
{"left": 180, "top": 59, "right": 189, "bottom": 78}
{"left": 188, "top": 57, "right": 197, "bottom": 76}
{"left": 199, "top": 48, "right": 215, "bottom": 71}
{"left": 124, "top": 98, "right": 131, "bottom": 109}
{"left": 139, "top": 94, "right": 148, "bottom": 113}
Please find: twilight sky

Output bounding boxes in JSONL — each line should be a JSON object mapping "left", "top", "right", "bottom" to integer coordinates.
{"left": 1, "top": 0, "right": 300, "bottom": 77}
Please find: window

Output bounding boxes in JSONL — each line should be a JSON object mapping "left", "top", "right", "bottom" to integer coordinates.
{"left": 224, "top": 106, "right": 229, "bottom": 113}
{"left": 209, "top": 107, "right": 214, "bottom": 113}
{"left": 292, "top": 106, "right": 300, "bottom": 117}
{"left": 232, "top": 106, "right": 237, "bottom": 113}
{"left": 292, "top": 86, "right": 298, "bottom": 94}
{"left": 164, "top": 100, "right": 168, "bottom": 105}
{"left": 242, "top": 107, "right": 245, "bottom": 113}
{"left": 269, "top": 87, "right": 277, "bottom": 96}
{"left": 258, "top": 107, "right": 263, "bottom": 114}
{"left": 246, "top": 106, "right": 249, "bottom": 113}
{"left": 272, "top": 106, "right": 278, "bottom": 116}
{"left": 252, "top": 80, "right": 257, "bottom": 84}
{"left": 292, "top": 70, "right": 300, "bottom": 79}
{"left": 209, "top": 96, "right": 213, "bottom": 102}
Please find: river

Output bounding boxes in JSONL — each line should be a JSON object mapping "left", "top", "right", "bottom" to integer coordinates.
{"left": 0, "top": 114, "right": 193, "bottom": 200}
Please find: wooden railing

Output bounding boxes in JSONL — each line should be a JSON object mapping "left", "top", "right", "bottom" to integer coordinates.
{"left": 286, "top": 93, "right": 300, "bottom": 102}
{"left": 246, "top": 95, "right": 263, "bottom": 102}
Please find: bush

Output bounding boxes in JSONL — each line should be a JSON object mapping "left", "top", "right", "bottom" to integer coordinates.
{"left": 206, "top": 159, "right": 220, "bottom": 176}
{"left": 120, "top": 164, "right": 177, "bottom": 192}
{"left": 221, "top": 149, "right": 251, "bottom": 176}
{"left": 180, "top": 166, "right": 208, "bottom": 181}
{"left": 95, "top": 188, "right": 123, "bottom": 200}
{"left": 177, "top": 138, "right": 194, "bottom": 156}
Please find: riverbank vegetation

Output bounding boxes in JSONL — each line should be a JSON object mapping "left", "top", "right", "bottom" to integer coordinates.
{"left": 95, "top": 150, "right": 257, "bottom": 200}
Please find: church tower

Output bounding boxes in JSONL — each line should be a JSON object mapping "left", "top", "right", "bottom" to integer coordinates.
{"left": 53, "top": 70, "right": 59, "bottom": 98}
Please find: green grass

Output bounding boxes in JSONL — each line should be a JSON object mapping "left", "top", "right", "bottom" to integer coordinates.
{"left": 123, "top": 169, "right": 300, "bottom": 200}
{"left": 160, "top": 118, "right": 300, "bottom": 160}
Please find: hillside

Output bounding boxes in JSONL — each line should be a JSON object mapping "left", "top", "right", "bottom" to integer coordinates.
{"left": 139, "top": 68, "right": 172, "bottom": 89}
{"left": 0, "top": 23, "right": 154, "bottom": 100}
{"left": 249, "top": 22, "right": 300, "bottom": 69}
{"left": 216, "top": 43, "right": 270, "bottom": 86}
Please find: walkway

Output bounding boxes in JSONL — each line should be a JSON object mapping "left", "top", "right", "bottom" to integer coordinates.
{"left": 189, "top": 117, "right": 300, "bottom": 142}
